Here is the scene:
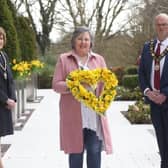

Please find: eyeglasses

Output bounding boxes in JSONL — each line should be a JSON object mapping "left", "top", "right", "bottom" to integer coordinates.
{"left": 156, "top": 23, "right": 168, "bottom": 27}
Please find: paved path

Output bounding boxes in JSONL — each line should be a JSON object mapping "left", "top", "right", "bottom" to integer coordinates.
{"left": 1, "top": 89, "right": 160, "bottom": 168}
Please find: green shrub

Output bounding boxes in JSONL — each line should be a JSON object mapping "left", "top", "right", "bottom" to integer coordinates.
{"left": 124, "top": 100, "right": 151, "bottom": 124}
{"left": 115, "top": 86, "right": 143, "bottom": 100}
{"left": 110, "top": 66, "right": 125, "bottom": 85}
{"left": 17, "top": 16, "right": 37, "bottom": 61}
{"left": 124, "top": 65, "right": 138, "bottom": 75}
{"left": 38, "top": 63, "right": 54, "bottom": 88}
{"left": 0, "top": 0, "right": 21, "bottom": 61}
{"left": 122, "top": 74, "right": 138, "bottom": 89}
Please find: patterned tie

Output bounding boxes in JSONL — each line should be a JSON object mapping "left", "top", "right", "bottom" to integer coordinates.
{"left": 154, "top": 42, "right": 161, "bottom": 90}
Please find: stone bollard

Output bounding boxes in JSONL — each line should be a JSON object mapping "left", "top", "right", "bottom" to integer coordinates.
{"left": 26, "top": 73, "right": 38, "bottom": 102}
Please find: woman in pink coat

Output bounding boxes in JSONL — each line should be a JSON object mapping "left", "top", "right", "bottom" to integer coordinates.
{"left": 52, "top": 26, "right": 112, "bottom": 168}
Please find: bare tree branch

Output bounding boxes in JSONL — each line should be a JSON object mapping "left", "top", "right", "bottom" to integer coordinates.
{"left": 21, "top": 0, "right": 58, "bottom": 55}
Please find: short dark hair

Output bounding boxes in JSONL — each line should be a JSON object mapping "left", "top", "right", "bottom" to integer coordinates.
{"left": 71, "top": 26, "right": 93, "bottom": 49}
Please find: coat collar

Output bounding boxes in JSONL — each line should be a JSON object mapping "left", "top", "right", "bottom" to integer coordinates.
{"left": 67, "top": 50, "right": 97, "bottom": 59}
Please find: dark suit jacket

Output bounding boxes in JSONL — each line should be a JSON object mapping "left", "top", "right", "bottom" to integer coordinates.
{"left": 138, "top": 39, "right": 168, "bottom": 108}
{"left": 0, "top": 51, "right": 16, "bottom": 136}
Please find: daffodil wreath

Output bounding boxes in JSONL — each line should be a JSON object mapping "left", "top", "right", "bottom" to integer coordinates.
{"left": 66, "top": 68, "right": 118, "bottom": 115}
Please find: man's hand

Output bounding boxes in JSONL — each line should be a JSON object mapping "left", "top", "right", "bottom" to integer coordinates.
{"left": 146, "top": 90, "right": 166, "bottom": 105}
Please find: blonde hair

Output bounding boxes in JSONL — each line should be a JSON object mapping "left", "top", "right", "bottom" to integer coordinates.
{"left": 0, "top": 27, "right": 7, "bottom": 46}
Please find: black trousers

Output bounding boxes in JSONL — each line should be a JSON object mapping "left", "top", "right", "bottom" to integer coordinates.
{"left": 151, "top": 104, "right": 168, "bottom": 168}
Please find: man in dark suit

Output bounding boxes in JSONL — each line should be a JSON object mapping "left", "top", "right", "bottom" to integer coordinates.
{"left": 139, "top": 13, "right": 168, "bottom": 168}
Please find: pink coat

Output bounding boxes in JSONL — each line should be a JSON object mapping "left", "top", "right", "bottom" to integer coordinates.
{"left": 52, "top": 51, "right": 112, "bottom": 154}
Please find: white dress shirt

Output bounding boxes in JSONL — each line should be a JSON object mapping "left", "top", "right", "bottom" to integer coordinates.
{"left": 150, "top": 39, "right": 168, "bottom": 90}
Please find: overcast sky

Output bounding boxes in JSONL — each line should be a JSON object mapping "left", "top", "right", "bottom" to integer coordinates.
{"left": 15, "top": 0, "right": 141, "bottom": 43}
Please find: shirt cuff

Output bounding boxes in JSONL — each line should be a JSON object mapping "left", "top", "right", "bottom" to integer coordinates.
{"left": 144, "top": 88, "right": 150, "bottom": 96}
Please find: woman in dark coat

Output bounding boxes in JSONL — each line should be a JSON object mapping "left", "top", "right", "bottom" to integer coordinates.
{"left": 0, "top": 27, "right": 16, "bottom": 168}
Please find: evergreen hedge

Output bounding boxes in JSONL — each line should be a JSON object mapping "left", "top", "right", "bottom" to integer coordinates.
{"left": 122, "top": 74, "right": 139, "bottom": 89}
{"left": 17, "top": 16, "right": 37, "bottom": 61}
{"left": 0, "top": 0, "right": 20, "bottom": 61}
{"left": 6, "top": 0, "right": 37, "bottom": 61}
{"left": 124, "top": 65, "right": 138, "bottom": 75}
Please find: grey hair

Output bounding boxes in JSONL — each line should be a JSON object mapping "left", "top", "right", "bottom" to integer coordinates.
{"left": 154, "top": 13, "right": 168, "bottom": 25}
{"left": 71, "top": 26, "right": 93, "bottom": 49}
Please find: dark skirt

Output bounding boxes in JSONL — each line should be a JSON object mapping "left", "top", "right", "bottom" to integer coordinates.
{"left": 0, "top": 106, "right": 14, "bottom": 137}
